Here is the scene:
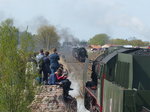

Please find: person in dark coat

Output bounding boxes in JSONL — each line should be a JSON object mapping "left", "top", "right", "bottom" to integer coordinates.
{"left": 42, "top": 51, "right": 50, "bottom": 83}
{"left": 49, "top": 48, "right": 60, "bottom": 73}
{"left": 85, "top": 60, "right": 97, "bottom": 90}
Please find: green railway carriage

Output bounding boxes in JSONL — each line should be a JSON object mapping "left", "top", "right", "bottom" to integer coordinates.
{"left": 84, "top": 47, "right": 150, "bottom": 112}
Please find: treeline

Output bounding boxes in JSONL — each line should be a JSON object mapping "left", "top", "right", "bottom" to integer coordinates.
{"left": 110, "top": 38, "right": 150, "bottom": 46}
{"left": 0, "top": 19, "right": 37, "bottom": 112}
{"left": 88, "top": 34, "right": 150, "bottom": 46}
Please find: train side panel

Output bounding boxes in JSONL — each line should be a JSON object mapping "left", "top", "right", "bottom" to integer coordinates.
{"left": 124, "top": 90, "right": 150, "bottom": 112}
{"left": 103, "top": 80, "right": 150, "bottom": 112}
{"left": 103, "top": 79, "right": 124, "bottom": 112}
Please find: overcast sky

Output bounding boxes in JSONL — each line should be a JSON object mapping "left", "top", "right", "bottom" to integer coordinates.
{"left": 0, "top": 0, "right": 150, "bottom": 41}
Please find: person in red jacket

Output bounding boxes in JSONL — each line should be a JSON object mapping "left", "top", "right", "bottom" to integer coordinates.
{"left": 55, "top": 68, "right": 67, "bottom": 82}
{"left": 54, "top": 68, "right": 73, "bottom": 98}
{"left": 49, "top": 68, "right": 67, "bottom": 85}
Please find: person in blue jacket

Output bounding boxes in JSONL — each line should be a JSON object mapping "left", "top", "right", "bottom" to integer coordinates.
{"left": 49, "top": 48, "right": 60, "bottom": 73}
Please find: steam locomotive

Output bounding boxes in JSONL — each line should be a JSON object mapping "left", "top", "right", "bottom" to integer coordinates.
{"left": 72, "top": 47, "right": 88, "bottom": 62}
{"left": 83, "top": 47, "right": 150, "bottom": 112}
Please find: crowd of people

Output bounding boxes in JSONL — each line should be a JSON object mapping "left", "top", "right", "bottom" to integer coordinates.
{"left": 35, "top": 48, "right": 73, "bottom": 97}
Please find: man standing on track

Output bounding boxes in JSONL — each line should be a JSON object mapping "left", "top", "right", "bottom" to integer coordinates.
{"left": 49, "top": 48, "right": 60, "bottom": 73}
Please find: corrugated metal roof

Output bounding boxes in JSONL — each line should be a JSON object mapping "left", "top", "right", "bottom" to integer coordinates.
{"left": 101, "top": 49, "right": 129, "bottom": 64}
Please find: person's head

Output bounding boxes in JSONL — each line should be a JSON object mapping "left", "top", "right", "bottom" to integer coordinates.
{"left": 40, "top": 49, "right": 44, "bottom": 54}
{"left": 56, "top": 68, "right": 62, "bottom": 75}
{"left": 45, "top": 51, "right": 49, "bottom": 56}
{"left": 53, "top": 48, "right": 57, "bottom": 53}
{"left": 58, "top": 67, "right": 63, "bottom": 72}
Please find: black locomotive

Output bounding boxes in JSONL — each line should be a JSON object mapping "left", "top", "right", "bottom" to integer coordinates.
{"left": 72, "top": 47, "right": 88, "bottom": 62}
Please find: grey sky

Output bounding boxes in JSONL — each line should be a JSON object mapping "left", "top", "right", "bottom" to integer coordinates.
{"left": 0, "top": 0, "right": 150, "bottom": 41}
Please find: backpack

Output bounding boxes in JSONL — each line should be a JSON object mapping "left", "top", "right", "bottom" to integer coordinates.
{"left": 38, "top": 56, "right": 45, "bottom": 70}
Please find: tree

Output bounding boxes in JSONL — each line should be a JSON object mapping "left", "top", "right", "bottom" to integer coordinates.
{"left": 129, "top": 39, "right": 144, "bottom": 46}
{"left": 0, "top": 19, "right": 36, "bottom": 112}
{"left": 110, "top": 39, "right": 129, "bottom": 45}
{"left": 88, "top": 34, "right": 109, "bottom": 45}
{"left": 143, "top": 41, "right": 150, "bottom": 46}
{"left": 20, "top": 31, "right": 35, "bottom": 52}
{"left": 37, "top": 25, "right": 60, "bottom": 50}
{"left": 110, "top": 38, "right": 150, "bottom": 46}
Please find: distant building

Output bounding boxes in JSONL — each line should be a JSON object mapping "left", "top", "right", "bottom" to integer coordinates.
{"left": 89, "top": 45, "right": 102, "bottom": 51}
{"left": 102, "top": 44, "right": 114, "bottom": 48}
{"left": 89, "top": 45, "right": 101, "bottom": 49}
{"left": 123, "top": 45, "right": 133, "bottom": 48}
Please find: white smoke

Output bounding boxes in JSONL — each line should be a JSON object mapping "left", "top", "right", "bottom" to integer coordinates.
{"left": 68, "top": 72, "right": 80, "bottom": 97}
{"left": 68, "top": 72, "right": 89, "bottom": 112}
